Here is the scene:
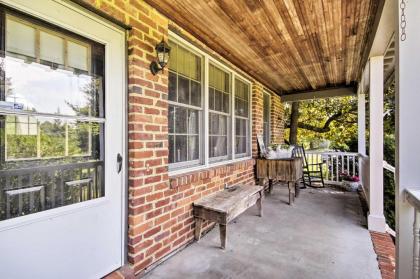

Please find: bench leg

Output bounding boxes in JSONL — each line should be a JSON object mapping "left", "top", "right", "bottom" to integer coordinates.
{"left": 219, "top": 224, "right": 227, "bottom": 249}
{"left": 257, "top": 192, "right": 263, "bottom": 217}
{"left": 195, "top": 218, "right": 203, "bottom": 241}
{"left": 288, "top": 182, "right": 294, "bottom": 205}
{"left": 295, "top": 181, "right": 300, "bottom": 198}
{"left": 268, "top": 179, "right": 273, "bottom": 194}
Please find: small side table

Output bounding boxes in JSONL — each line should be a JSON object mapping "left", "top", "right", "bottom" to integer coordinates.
{"left": 256, "top": 158, "right": 303, "bottom": 205}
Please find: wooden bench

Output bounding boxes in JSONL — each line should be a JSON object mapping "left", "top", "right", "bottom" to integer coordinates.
{"left": 193, "top": 185, "right": 264, "bottom": 249}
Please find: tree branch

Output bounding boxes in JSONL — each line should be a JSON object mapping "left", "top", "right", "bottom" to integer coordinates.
{"left": 285, "top": 107, "right": 357, "bottom": 133}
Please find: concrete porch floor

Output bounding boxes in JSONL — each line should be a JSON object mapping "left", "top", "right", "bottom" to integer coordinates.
{"left": 144, "top": 185, "right": 381, "bottom": 279}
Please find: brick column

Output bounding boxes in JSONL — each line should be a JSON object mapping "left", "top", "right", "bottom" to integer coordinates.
{"left": 251, "top": 82, "right": 264, "bottom": 157}
{"left": 270, "top": 93, "right": 285, "bottom": 144}
{"left": 125, "top": 4, "right": 171, "bottom": 274}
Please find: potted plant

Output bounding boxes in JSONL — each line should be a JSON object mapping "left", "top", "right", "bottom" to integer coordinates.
{"left": 340, "top": 172, "right": 360, "bottom": 191}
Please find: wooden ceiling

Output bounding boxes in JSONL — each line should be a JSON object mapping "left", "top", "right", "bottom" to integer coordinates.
{"left": 144, "top": 0, "right": 381, "bottom": 95}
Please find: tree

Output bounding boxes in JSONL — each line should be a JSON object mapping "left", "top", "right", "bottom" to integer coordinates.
{"left": 289, "top": 102, "right": 300, "bottom": 144}
{"left": 284, "top": 96, "right": 358, "bottom": 151}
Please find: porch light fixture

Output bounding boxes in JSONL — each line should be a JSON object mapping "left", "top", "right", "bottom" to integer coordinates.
{"left": 150, "top": 39, "right": 171, "bottom": 75}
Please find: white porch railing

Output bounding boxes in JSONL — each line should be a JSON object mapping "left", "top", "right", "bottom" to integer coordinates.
{"left": 360, "top": 155, "right": 370, "bottom": 202}
{"left": 305, "top": 151, "right": 359, "bottom": 185}
{"left": 404, "top": 189, "right": 420, "bottom": 279}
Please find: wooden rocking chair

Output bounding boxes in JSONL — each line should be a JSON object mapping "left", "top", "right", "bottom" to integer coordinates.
{"left": 292, "top": 145, "right": 325, "bottom": 188}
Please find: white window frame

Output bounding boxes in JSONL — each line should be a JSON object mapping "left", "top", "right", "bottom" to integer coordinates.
{"left": 167, "top": 39, "right": 204, "bottom": 170}
{"left": 168, "top": 32, "right": 252, "bottom": 176}
{"left": 263, "top": 90, "right": 271, "bottom": 146}
{"left": 208, "top": 62, "right": 232, "bottom": 163}
{"left": 234, "top": 76, "right": 251, "bottom": 158}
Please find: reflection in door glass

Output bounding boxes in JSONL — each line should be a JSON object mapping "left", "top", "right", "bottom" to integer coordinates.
{"left": 0, "top": 12, "right": 106, "bottom": 221}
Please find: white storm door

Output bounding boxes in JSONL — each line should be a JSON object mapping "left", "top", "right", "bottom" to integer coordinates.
{"left": 0, "top": 1, "right": 126, "bottom": 278}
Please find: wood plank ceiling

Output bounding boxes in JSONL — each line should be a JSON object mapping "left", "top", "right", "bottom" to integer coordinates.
{"left": 144, "top": 0, "right": 381, "bottom": 95}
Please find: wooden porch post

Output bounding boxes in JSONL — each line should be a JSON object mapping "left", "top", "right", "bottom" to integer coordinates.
{"left": 395, "top": 0, "right": 420, "bottom": 277}
{"left": 368, "top": 56, "right": 386, "bottom": 233}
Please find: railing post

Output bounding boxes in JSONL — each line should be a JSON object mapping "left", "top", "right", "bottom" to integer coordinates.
{"left": 413, "top": 210, "right": 420, "bottom": 279}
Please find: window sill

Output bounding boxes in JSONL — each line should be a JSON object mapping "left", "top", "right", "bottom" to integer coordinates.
{"left": 168, "top": 156, "right": 253, "bottom": 178}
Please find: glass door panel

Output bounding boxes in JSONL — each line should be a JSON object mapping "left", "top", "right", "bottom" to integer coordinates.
{"left": 0, "top": 11, "right": 106, "bottom": 221}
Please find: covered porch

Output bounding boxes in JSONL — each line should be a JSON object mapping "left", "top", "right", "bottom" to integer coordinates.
{"left": 139, "top": 0, "right": 412, "bottom": 277}
{"left": 2, "top": 0, "right": 419, "bottom": 278}
{"left": 145, "top": 185, "right": 381, "bottom": 279}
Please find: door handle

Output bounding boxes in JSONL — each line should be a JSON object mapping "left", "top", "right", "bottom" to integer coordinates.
{"left": 117, "top": 153, "right": 123, "bottom": 174}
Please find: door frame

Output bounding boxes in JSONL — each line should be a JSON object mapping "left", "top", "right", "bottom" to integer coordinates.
{"left": 0, "top": 0, "right": 128, "bottom": 268}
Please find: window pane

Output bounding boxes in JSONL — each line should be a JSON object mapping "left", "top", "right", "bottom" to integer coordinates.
{"left": 214, "top": 90, "right": 223, "bottom": 112}
{"left": 210, "top": 113, "right": 227, "bottom": 136}
{"left": 178, "top": 76, "right": 189, "bottom": 105}
{"left": 223, "top": 93, "right": 230, "bottom": 113}
{"left": 6, "top": 17, "right": 36, "bottom": 58}
{"left": 209, "top": 88, "right": 215, "bottom": 110}
{"left": 209, "top": 113, "right": 229, "bottom": 159}
{"left": 168, "top": 107, "right": 200, "bottom": 165}
{"left": 188, "top": 136, "right": 199, "bottom": 160}
{"left": 168, "top": 106, "right": 175, "bottom": 133}
{"left": 40, "top": 31, "right": 64, "bottom": 65}
{"left": 40, "top": 118, "right": 66, "bottom": 157}
{"left": 210, "top": 136, "right": 227, "bottom": 158}
{"left": 168, "top": 72, "right": 177, "bottom": 102}
{"left": 209, "top": 64, "right": 230, "bottom": 114}
{"left": 195, "top": 56, "right": 201, "bottom": 81}
{"left": 235, "top": 136, "right": 247, "bottom": 154}
{"left": 5, "top": 115, "right": 38, "bottom": 159}
{"left": 235, "top": 79, "right": 249, "bottom": 118}
{"left": 175, "top": 107, "right": 188, "bottom": 134}
{"left": 176, "top": 45, "right": 201, "bottom": 81}
{"left": 169, "top": 135, "right": 175, "bottom": 164}
{"left": 168, "top": 42, "right": 177, "bottom": 72}
{"left": 191, "top": 80, "right": 201, "bottom": 107}
{"left": 1, "top": 116, "right": 105, "bottom": 220}
{"left": 68, "top": 121, "right": 92, "bottom": 156}
{"left": 175, "top": 135, "right": 187, "bottom": 162}
{"left": 3, "top": 51, "right": 103, "bottom": 118}
{"left": 68, "top": 41, "right": 88, "bottom": 71}
{"left": 235, "top": 118, "right": 249, "bottom": 155}
{"left": 188, "top": 110, "right": 199, "bottom": 134}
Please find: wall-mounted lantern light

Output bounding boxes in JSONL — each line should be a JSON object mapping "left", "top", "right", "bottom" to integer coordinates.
{"left": 150, "top": 39, "right": 171, "bottom": 75}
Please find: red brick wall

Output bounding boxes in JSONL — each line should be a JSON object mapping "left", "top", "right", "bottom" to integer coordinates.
{"left": 129, "top": 161, "right": 255, "bottom": 274}
{"left": 79, "top": 1, "right": 282, "bottom": 277}
{"left": 370, "top": 232, "right": 396, "bottom": 279}
{"left": 252, "top": 82, "right": 264, "bottom": 157}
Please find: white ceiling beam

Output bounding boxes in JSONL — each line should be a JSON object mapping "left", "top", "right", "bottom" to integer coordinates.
{"left": 369, "top": 0, "right": 396, "bottom": 58}
{"left": 281, "top": 87, "right": 356, "bottom": 103}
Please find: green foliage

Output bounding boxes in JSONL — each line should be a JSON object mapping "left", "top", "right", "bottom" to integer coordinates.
{"left": 284, "top": 96, "right": 358, "bottom": 151}
{"left": 40, "top": 119, "right": 66, "bottom": 157}
{"left": 383, "top": 82, "right": 396, "bottom": 230}
{"left": 384, "top": 134, "right": 395, "bottom": 229}
{"left": 5, "top": 119, "right": 96, "bottom": 160}
{"left": 6, "top": 135, "right": 37, "bottom": 158}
